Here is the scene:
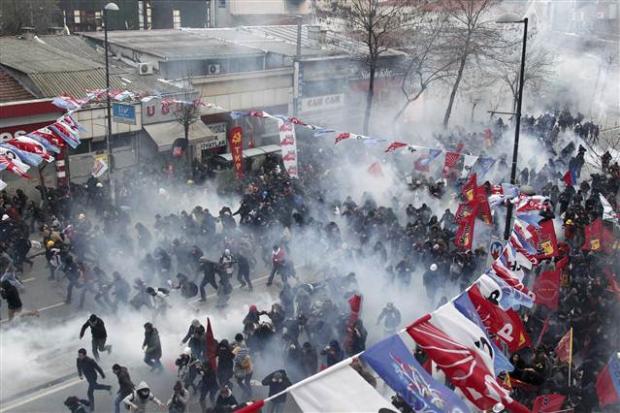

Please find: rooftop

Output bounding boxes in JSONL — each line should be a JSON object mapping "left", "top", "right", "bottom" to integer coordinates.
{"left": 80, "top": 30, "right": 266, "bottom": 60}
{"left": 0, "top": 35, "right": 184, "bottom": 99}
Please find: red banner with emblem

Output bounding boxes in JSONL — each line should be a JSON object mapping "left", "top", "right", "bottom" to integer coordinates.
{"left": 229, "top": 126, "right": 244, "bottom": 179}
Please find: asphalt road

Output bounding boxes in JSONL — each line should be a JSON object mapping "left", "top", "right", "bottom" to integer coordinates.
{"left": 0, "top": 250, "right": 313, "bottom": 413}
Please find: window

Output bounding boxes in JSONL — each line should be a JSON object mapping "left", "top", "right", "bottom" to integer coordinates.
{"left": 111, "top": 134, "right": 132, "bottom": 149}
{"left": 138, "top": 1, "right": 144, "bottom": 28}
{"left": 69, "top": 141, "right": 90, "bottom": 155}
{"left": 218, "top": 0, "right": 226, "bottom": 8}
{"left": 91, "top": 139, "right": 108, "bottom": 152}
{"left": 173, "top": 9, "right": 181, "bottom": 29}
{"left": 73, "top": 10, "right": 81, "bottom": 24}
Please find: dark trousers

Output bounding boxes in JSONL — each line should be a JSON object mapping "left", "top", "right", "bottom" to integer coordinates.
{"left": 144, "top": 353, "right": 162, "bottom": 371}
{"left": 200, "top": 276, "right": 218, "bottom": 301}
{"left": 237, "top": 268, "right": 252, "bottom": 289}
{"left": 92, "top": 337, "right": 111, "bottom": 361}
{"left": 86, "top": 378, "right": 111, "bottom": 410}
{"left": 267, "top": 263, "right": 284, "bottom": 285}
{"left": 66, "top": 279, "right": 80, "bottom": 304}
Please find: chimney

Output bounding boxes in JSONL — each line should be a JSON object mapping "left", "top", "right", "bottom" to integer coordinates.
{"left": 21, "top": 27, "right": 35, "bottom": 40}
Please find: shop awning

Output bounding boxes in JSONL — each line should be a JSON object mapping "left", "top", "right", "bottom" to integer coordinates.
{"left": 144, "top": 120, "right": 225, "bottom": 152}
{"left": 218, "top": 144, "right": 281, "bottom": 162}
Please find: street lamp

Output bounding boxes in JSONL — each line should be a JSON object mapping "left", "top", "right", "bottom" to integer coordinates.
{"left": 103, "top": 2, "right": 118, "bottom": 204}
{"left": 497, "top": 13, "right": 528, "bottom": 240}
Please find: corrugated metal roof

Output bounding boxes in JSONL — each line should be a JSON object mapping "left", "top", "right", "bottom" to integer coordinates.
{"left": 28, "top": 69, "right": 124, "bottom": 98}
{"left": 0, "top": 38, "right": 102, "bottom": 73}
{"left": 81, "top": 30, "right": 264, "bottom": 59}
{"left": 0, "top": 67, "right": 34, "bottom": 102}
{"left": 37, "top": 35, "right": 102, "bottom": 62}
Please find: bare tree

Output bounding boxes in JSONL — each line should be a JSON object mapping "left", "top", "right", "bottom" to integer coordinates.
{"left": 497, "top": 43, "right": 556, "bottom": 113}
{"left": 393, "top": 15, "right": 456, "bottom": 122}
{"left": 439, "top": 0, "right": 504, "bottom": 128}
{"left": 316, "top": 0, "right": 414, "bottom": 135}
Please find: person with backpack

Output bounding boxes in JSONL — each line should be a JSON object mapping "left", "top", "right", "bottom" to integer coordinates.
{"left": 122, "top": 381, "right": 164, "bottom": 413}
{"left": 112, "top": 364, "right": 134, "bottom": 413}
{"left": 166, "top": 381, "right": 189, "bottom": 413}
{"left": 232, "top": 333, "right": 253, "bottom": 400}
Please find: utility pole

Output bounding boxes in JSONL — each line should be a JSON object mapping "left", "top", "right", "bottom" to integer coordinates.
{"left": 103, "top": 2, "right": 119, "bottom": 204}
{"left": 293, "top": 16, "right": 302, "bottom": 116}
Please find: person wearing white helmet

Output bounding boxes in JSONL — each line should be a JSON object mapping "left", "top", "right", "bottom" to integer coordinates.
{"left": 423, "top": 263, "right": 440, "bottom": 304}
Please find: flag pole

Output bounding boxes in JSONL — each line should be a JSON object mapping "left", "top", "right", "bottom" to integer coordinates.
{"left": 567, "top": 327, "right": 573, "bottom": 387}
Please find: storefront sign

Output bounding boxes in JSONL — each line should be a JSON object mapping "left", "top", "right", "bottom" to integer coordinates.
{"left": 112, "top": 103, "right": 137, "bottom": 125}
{"left": 142, "top": 96, "right": 198, "bottom": 125}
{"left": 299, "top": 94, "right": 344, "bottom": 113}
{"left": 229, "top": 126, "right": 244, "bottom": 179}
{"left": 199, "top": 122, "right": 227, "bottom": 150}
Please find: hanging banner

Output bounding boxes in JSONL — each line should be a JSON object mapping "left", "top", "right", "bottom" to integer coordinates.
{"left": 91, "top": 153, "right": 109, "bottom": 178}
{"left": 229, "top": 126, "right": 244, "bottom": 179}
{"left": 278, "top": 120, "right": 298, "bottom": 178}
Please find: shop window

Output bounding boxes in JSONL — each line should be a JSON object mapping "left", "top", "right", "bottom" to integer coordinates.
{"left": 69, "top": 141, "right": 90, "bottom": 155}
{"left": 74, "top": 10, "right": 81, "bottom": 24}
{"left": 173, "top": 9, "right": 181, "bottom": 29}
{"left": 112, "top": 134, "right": 132, "bottom": 149}
{"left": 91, "top": 139, "right": 108, "bottom": 152}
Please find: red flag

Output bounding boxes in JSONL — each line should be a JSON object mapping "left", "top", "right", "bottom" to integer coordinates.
{"left": 205, "top": 317, "right": 217, "bottom": 371}
{"left": 562, "top": 170, "right": 574, "bottom": 186}
{"left": 476, "top": 184, "right": 493, "bottom": 224}
{"left": 533, "top": 268, "right": 561, "bottom": 311}
{"left": 234, "top": 399, "right": 265, "bottom": 413}
{"left": 462, "top": 173, "right": 478, "bottom": 204}
{"left": 344, "top": 294, "right": 363, "bottom": 353}
{"left": 335, "top": 132, "right": 350, "bottom": 144}
{"left": 367, "top": 161, "right": 383, "bottom": 177}
{"left": 468, "top": 285, "right": 531, "bottom": 352}
{"left": 454, "top": 210, "right": 476, "bottom": 251}
{"left": 603, "top": 269, "right": 620, "bottom": 302}
{"left": 582, "top": 218, "right": 615, "bottom": 253}
{"left": 0, "top": 155, "right": 30, "bottom": 178}
{"left": 596, "top": 354, "right": 620, "bottom": 408}
{"left": 555, "top": 328, "right": 573, "bottom": 363}
{"left": 407, "top": 316, "right": 531, "bottom": 413}
{"left": 385, "top": 141, "right": 408, "bottom": 153}
{"left": 532, "top": 393, "right": 566, "bottom": 413}
{"left": 442, "top": 151, "right": 462, "bottom": 177}
{"left": 536, "top": 316, "right": 550, "bottom": 348}
{"left": 536, "top": 220, "right": 558, "bottom": 259}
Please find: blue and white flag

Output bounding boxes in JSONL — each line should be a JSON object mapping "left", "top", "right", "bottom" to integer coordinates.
{"left": 0, "top": 144, "right": 43, "bottom": 167}
{"left": 361, "top": 334, "right": 470, "bottom": 413}
{"left": 476, "top": 272, "right": 534, "bottom": 310}
{"left": 453, "top": 293, "right": 514, "bottom": 375}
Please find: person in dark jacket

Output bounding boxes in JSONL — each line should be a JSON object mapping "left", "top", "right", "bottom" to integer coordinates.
{"left": 261, "top": 370, "right": 292, "bottom": 413}
{"left": 236, "top": 253, "right": 252, "bottom": 290}
{"left": 198, "top": 258, "right": 218, "bottom": 302}
{"left": 1, "top": 279, "right": 39, "bottom": 321}
{"left": 215, "top": 385, "right": 238, "bottom": 410}
{"left": 112, "top": 364, "right": 134, "bottom": 413}
{"left": 79, "top": 314, "right": 111, "bottom": 361}
{"left": 76, "top": 348, "right": 111, "bottom": 411}
{"left": 197, "top": 361, "right": 219, "bottom": 411}
{"left": 320, "top": 340, "right": 343, "bottom": 367}
{"left": 64, "top": 396, "right": 90, "bottom": 413}
{"left": 143, "top": 322, "right": 163, "bottom": 372}
{"left": 216, "top": 339, "right": 234, "bottom": 387}
{"left": 180, "top": 319, "right": 205, "bottom": 360}
{"left": 300, "top": 342, "right": 318, "bottom": 378}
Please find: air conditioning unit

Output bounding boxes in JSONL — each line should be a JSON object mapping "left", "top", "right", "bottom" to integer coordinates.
{"left": 138, "top": 62, "right": 154, "bottom": 75}
{"left": 207, "top": 63, "right": 221, "bottom": 75}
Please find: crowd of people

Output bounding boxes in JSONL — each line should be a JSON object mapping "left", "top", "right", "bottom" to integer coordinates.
{"left": 0, "top": 108, "right": 618, "bottom": 413}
